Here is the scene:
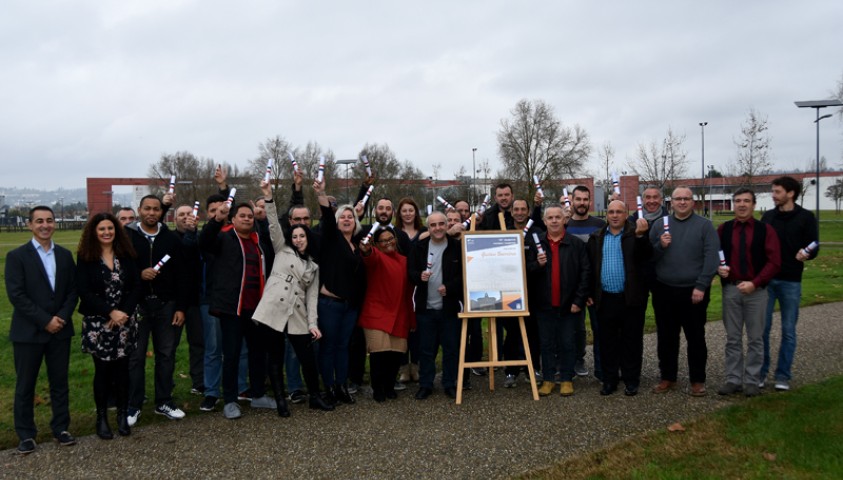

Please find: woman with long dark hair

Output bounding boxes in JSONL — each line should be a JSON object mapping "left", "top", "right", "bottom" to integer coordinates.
{"left": 76, "top": 212, "right": 140, "bottom": 439}
{"left": 252, "top": 181, "right": 334, "bottom": 414}
{"left": 394, "top": 197, "right": 426, "bottom": 384}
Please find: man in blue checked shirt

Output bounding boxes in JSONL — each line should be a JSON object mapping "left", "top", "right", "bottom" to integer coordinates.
{"left": 586, "top": 200, "right": 652, "bottom": 396}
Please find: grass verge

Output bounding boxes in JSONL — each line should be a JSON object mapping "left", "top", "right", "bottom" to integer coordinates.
{"left": 519, "top": 375, "right": 843, "bottom": 479}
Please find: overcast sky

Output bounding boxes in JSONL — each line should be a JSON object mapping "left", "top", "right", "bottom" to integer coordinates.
{"left": 2, "top": 0, "right": 841, "bottom": 191}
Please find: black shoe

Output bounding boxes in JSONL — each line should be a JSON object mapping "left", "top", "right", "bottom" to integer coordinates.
{"left": 337, "top": 385, "right": 356, "bottom": 404}
{"left": 415, "top": 387, "right": 433, "bottom": 400}
{"left": 373, "top": 387, "right": 386, "bottom": 403}
{"left": 116, "top": 410, "right": 131, "bottom": 436}
{"left": 276, "top": 397, "right": 291, "bottom": 418}
{"left": 385, "top": 388, "right": 398, "bottom": 400}
{"left": 444, "top": 387, "right": 457, "bottom": 399}
{"left": 200, "top": 395, "right": 219, "bottom": 412}
{"left": 309, "top": 394, "right": 335, "bottom": 411}
{"left": 600, "top": 384, "right": 618, "bottom": 396}
{"left": 624, "top": 385, "right": 639, "bottom": 396}
{"left": 17, "top": 438, "right": 36, "bottom": 455}
{"left": 54, "top": 431, "right": 76, "bottom": 446}
{"left": 323, "top": 389, "right": 337, "bottom": 407}
{"left": 96, "top": 410, "right": 114, "bottom": 440}
{"left": 288, "top": 390, "right": 307, "bottom": 404}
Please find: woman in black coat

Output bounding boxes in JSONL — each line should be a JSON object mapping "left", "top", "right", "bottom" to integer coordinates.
{"left": 76, "top": 212, "right": 141, "bottom": 439}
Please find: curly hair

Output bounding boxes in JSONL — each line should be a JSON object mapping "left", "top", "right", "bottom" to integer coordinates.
{"left": 77, "top": 212, "right": 137, "bottom": 262}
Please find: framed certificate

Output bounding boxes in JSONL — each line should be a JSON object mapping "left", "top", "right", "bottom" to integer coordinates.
{"left": 461, "top": 231, "right": 529, "bottom": 317}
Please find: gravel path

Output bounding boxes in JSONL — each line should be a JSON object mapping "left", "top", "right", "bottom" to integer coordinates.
{"left": 3, "top": 302, "right": 843, "bottom": 479}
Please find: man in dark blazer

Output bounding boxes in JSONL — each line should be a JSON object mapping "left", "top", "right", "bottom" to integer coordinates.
{"left": 5, "top": 206, "right": 78, "bottom": 455}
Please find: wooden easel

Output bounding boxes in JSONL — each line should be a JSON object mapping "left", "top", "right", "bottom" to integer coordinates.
{"left": 455, "top": 211, "right": 539, "bottom": 404}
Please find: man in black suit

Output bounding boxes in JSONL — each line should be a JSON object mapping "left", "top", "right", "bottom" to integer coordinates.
{"left": 5, "top": 206, "right": 78, "bottom": 455}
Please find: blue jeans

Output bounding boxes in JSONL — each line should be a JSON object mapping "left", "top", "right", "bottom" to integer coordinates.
{"left": 317, "top": 297, "right": 358, "bottom": 388}
{"left": 537, "top": 308, "right": 579, "bottom": 382}
{"left": 285, "top": 337, "right": 304, "bottom": 392}
{"left": 417, "top": 309, "right": 461, "bottom": 389}
{"left": 201, "top": 305, "right": 249, "bottom": 398}
{"left": 761, "top": 279, "right": 801, "bottom": 382}
{"left": 200, "top": 305, "right": 223, "bottom": 398}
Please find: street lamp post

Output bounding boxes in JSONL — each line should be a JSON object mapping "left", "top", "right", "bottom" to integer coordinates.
{"left": 472, "top": 147, "right": 477, "bottom": 208}
{"left": 795, "top": 99, "right": 843, "bottom": 226}
{"left": 707, "top": 165, "right": 714, "bottom": 216}
{"left": 699, "top": 122, "right": 708, "bottom": 217}
{"left": 335, "top": 159, "right": 358, "bottom": 205}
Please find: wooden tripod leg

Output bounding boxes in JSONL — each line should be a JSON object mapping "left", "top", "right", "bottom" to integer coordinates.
{"left": 488, "top": 317, "right": 497, "bottom": 392}
{"left": 456, "top": 317, "right": 468, "bottom": 405}
{"left": 519, "top": 316, "right": 539, "bottom": 400}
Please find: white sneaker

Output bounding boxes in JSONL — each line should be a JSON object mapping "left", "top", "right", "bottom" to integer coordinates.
{"left": 250, "top": 395, "right": 277, "bottom": 409}
{"left": 224, "top": 402, "right": 242, "bottom": 419}
{"left": 127, "top": 408, "right": 141, "bottom": 427}
{"left": 155, "top": 402, "right": 186, "bottom": 420}
{"left": 774, "top": 380, "right": 790, "bottom": 391}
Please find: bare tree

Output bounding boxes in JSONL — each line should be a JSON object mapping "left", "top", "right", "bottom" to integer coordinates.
{"left": 497, "top": 99, "right": 591, "bottom": 199}
{"left": 597, "top": 141, "right": 615, "bottom": 204}
{"left": 248, "top": 137, "right": 337, "bottom": 214}
{"left": 355, "top": 143, "right": 426, "bottom": 216}
{"left": 247, "top": 135, "right": 295, "bottom": 205}
{"left": 826, "top": 179, "right": 843, "bottom": 212}
{"left": 147, "top": 151, "right": 219, "bottom": 207}
{"left": 734, "top": 108, "right": 773, "bottom": 188}
{"left": 628, "top": 127, "right": 688, "bottom": 195}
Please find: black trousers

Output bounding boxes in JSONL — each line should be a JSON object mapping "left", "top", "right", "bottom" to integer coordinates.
{"left": 370, "top": 351, "right": 402, "bottom": 394}
{"left": 219, "top": 310, "right": 266, "bottom": 404}
{"left": 184, "top": 305, "right": 205, "bottom": 391}
{"left": 278, "top": 329, "right": 322, "bottom": 396}
{"left": 597, "top": 292, "right": 645, "bottom": 388}
{"left": 93, "top": 356, "right": 129, "bottom": 410}
{"left": 652, "top": 281, "right": 710, "bottom": 383}
{"left": 13, "top": 337, "right": 71, "bottom": 440}
{"left": 501, "top": 318, "right": 524, "bottom": 376}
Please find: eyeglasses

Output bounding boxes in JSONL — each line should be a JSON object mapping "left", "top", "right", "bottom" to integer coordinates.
{"left": 673, "top": 197, "right": 693, "bottom": 202}
{"left": 377, "top": 237, "right": 396, "bottom": 244}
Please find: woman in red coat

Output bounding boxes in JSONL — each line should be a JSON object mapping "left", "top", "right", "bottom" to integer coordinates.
{"left": 358, "top": 227, "right": 415, "bottom": 402}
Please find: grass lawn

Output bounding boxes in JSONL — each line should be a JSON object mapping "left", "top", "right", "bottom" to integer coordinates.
{"left": 1, "top": 210, "right": 842, "bottom": 450}
{"left": 521, "top": 375, "right": 843, "bottom": 479}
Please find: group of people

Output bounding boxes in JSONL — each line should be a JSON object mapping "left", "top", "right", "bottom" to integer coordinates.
{"left": 7, "top": 166, "right": 817, "bottom": 455}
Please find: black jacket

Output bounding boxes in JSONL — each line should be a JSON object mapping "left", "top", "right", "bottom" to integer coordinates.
{"left": 586, "top": 221, "right": 652, "bottom": 308}
{"left": 479, "top": 203, "right": 515, "bottom": 231}
{"left": 199, "top": 218, "right": 272, "bottom": 317}
{"left": 77, "top": 256, "right": 142, "bottom": 318}
{"left": 408, "top": 236, "right": 464, "bottom": 315}
{"left": 126, "top": 222, "right": 189, "bottom": 312}
{"left": 760, "top": 204, "right": 818, "bottom": 282}
{"left": 526, "top": 230, "right": 590, "bottom": 311}
{"left": 5, "top": 242, "right": 78, "bottom": 343}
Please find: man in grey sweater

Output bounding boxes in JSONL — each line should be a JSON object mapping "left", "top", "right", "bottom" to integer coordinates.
{"left": 648, "top": 186, "right": 720, "bottom": 396}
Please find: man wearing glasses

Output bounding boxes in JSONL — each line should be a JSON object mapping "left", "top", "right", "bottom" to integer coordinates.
{"left": 649, "top": 186, "right": 719, "bottom": 397}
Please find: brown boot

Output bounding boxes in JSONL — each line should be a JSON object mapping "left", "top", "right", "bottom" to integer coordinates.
{"left": 398, "top": 364, "right": 411, "bottom": 383}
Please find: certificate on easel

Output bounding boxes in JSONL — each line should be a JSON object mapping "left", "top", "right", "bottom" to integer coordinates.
{"left": 461, "top": 231, "right": 528, "bottom": 317}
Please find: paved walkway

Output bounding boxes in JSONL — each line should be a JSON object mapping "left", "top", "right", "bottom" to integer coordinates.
{"left": 3, "top": 303, "right": 843, "bottom": 479}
